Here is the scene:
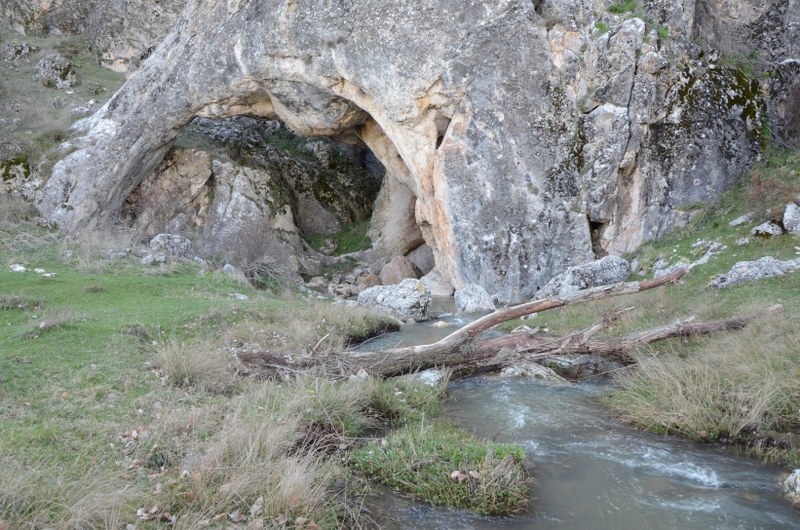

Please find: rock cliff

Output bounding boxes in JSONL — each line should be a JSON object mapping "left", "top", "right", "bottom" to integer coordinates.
{"left": 27, "top": 0, "right": 799, "bottom": 301}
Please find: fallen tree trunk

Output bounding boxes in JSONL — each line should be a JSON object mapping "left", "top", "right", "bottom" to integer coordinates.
{"left": 456, "top": 304, "right": 785, "bottom": 375}
{"left": 335, "top": 268, "right": 688, "bottom": 375}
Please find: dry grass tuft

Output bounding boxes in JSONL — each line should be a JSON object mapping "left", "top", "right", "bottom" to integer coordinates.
{"left": 155, "top": 338, "right": 236, "bottom": 393}
{"left": 224, "top": 301, "right": 395, "bottom": 356}
{"left": 23, "top": 308, "right": 88, "bottom": 338}
{"left": 0, "top": 459, "right": 137, "bottom": 530}
{"left": 612, "top": 316, "right": 800, "bottom": 441}
{"left": 0, "top": 294, "right": 44, "bottom": 310}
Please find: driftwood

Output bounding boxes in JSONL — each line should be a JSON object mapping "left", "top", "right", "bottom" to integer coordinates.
{"left": 236, "top": 267, "right": 781, "bottom": 378}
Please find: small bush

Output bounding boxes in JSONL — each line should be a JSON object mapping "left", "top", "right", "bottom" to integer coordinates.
{"left": 608, "top": 1, "right": 637, "bottom": 14}
{"left": 0, "top": 294, "right": 44, "bottom": 310}
{"left": 23, "top": 308, "right": 88, "bottom": 338}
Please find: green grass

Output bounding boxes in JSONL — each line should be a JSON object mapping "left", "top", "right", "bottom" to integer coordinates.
{"left": 350, "top": 421, "right": 530, "bottom": 516}
{"left": 0, "top": 210, "right": 531, "bottom": 526}
{"left": 608, "top": 1, "right": 638, "bottom": 14}
{"left": 0, "top": 30, "right": 125, "bottom": 177}
{"left": 306, "top": 218, "right": 373, "bottom": 256}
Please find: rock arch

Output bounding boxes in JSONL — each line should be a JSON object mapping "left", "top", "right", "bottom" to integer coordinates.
{"left": 39, "top": 0, "right": 765, "bottom": 301}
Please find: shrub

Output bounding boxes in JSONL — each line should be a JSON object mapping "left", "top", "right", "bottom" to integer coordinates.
{"left": 608, "top": 1, "right": 637, "bottom": 14}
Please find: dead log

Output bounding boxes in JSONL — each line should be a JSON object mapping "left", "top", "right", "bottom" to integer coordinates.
{"left": 239, "top": 270, "right": 685, "bottom": 376}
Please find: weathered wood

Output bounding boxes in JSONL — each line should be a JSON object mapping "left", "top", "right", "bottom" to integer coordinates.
{"left": 337, "top": 268, "right": 688, "bottom": 375}
{"left": 237, "top": 304, "right": 782, "bottom": 379}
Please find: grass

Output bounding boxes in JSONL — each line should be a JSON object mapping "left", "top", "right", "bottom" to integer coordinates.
{"left": 0, "top": 202, "right": 530, "bottom": 527}
{"left": 0, "top": 29, "right": 125, "bottom": 179}
{"left": 306, "top": 218, "right": 373, "bottom": 256}
{"left": 608, "top": 1, "right": 637, "bottom": 14}
{"left": 350, "top": 421, "right": 530, "bottom": 516}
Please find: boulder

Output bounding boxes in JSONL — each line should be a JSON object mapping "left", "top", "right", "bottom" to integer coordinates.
{"left": 784, "top": 469, "right": 800, "bottom": 504}
{"left": 357, "top": 273, "right": 381, "bottom": 290}
{"left": 2, "top": 41, "right": 38, "bottom": 65}
{"left": 711, "top": 256, "right": 800, "bottom": 289}
{"left": 149, "top": 234, "right": 194, "bottom": 258}
{"left": 406, "top": 244, "right": 435, "bottom": 276}
{"left": 35, "top": 53, "right": 77, "bottom": 89}
{"left": 379, "top": 256, "right": 418, "bottom": 285}
{"left": 500, "top": 363, "right": 568, "bottom": 384}
{"left": 454, "top": 284, "right": 496, "bottom": 314}
{"left": 536, "top": 256, "right": 631, "bottom": 299}
{"left": 751, "top": 222, "right": 784, "bottom": 238}
{"left": 784, "top": 201, "right": 800, "bottom": 235}
{"left": 357, "top": 279, "right": 432, "bottom": 321}
{"left": 420, "top": 269, "right": 455, "bottom": 297}
{"left": 141, "top": 254, "right": 167, "bottom": 266}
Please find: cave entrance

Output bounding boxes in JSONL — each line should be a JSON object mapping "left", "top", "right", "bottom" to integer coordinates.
{"left": 124, "top": 115, "right": 433, "bottom": 287}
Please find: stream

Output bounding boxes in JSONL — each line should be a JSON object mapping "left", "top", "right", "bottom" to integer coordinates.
{"left": 360, "top": 309, "right": 799, "bottom": 529}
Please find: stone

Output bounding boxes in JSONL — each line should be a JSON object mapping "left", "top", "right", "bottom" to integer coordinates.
{"left": 9, "top": 264, "right": 26, "bottom": 272}
{"left": 379, "top": 256, "right": 419, "bottom": 286}
{"left": 357, "top": 273, "right": 381, "bottom": 290}
{"left": 454, "top": 284, "right": 496, "bottom": 314}
{"left": 536, "top": 256, "right": 631, "bottom": 299}
{"left": 35, "top": 54, "right": 77, "bottom": 89}
{"left": 784, "top": 469, "right": 800, "bottom": 504}
{"left": 729, "top": 213, "right": 754, "bottom": 227}
{"left": 2, "top": 41, "right": 38, "bottom": 66}
{"left": 406, "top": 244, "right": 435, "bottom": 276}
{"left": 711, "top": 256, "right": 800, "bottom": 289}
{"left": 149, "top": 234, "right": 193, "bottom": 258}
{"left": 141, "top": 254, "right": 167, "bottom": 266}
{"left": 222, "top": 263, "right": 243, "bottom": 276}
{"left": 500, "top": 363, "right": 568, "bottom": 383}
{"left": 421, "top": 269, "right": 455, "bottom": 297}
{"left": 783, "top": 201, "right": 800, "bottom": 235}
{"left": 751, "top": 222, "right": 784, "bottom": 238}
{"left": 357, "top": 279, "right": 432, "bottom": 321}
{"left": 736, "top": 237, "right": 750, "bottom": 246}
{"left": 348, "top": 368, "right": 370, "bottom": 384}
{"left": 306, "top": 276, "right": 328, "bottom": 291}
{"left": 654, "top": 261, "right": 690, "bottom": 279}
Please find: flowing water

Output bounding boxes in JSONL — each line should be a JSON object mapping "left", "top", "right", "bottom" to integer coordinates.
{"left": 361, "top": 314, "right": 799, "bottom": 529}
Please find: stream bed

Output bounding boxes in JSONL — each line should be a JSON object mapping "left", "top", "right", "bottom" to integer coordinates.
{"left": 362, "top": 314, "right": 799, "bottom": 529}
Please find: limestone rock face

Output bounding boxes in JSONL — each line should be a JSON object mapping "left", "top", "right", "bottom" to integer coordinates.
{"left": 37, "top": 0, "right": 790, "bottom": 301}
{"left": 1, "top": 0, "right": 185, "bottom": 74}
{"left": 784, "top": 200, "right": 800, "bottom": 235}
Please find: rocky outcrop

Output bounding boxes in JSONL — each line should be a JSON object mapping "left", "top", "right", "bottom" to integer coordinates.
{"left": 1, "top": 0, "right": 185, "bottom": 74}
{"left": 379, "top": 256, "right": 418, "bottom": 286}
{"left": 711, "top": 256, "right": 800, "bottom": 289}
{"left": 36, "top": 0, "right": 794, "bottom": 301}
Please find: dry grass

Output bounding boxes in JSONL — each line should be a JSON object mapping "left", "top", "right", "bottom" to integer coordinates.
{"left": 0, "top": 294, "right": 44, "bottom": 310}
{"left": 611, "top": 316, "right": 800, "bottom": 441}
{"left": 0, "top": 459, "right": 136, "bottom": 530}
{"left": 155, "top": 338, "right": 236, "bottom": 393}
{"left": 132, "top": 374, "right": 388, "bottom": 528}
{"left": 23, "top": 308, "right": 88, "bottom": 338}
{"left": 224, "top": 300, "right": 395, "bottom": 356}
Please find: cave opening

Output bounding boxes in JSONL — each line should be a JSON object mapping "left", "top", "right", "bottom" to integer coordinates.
{"left": 123, "top": 114, "right": 434, "bottom": 289}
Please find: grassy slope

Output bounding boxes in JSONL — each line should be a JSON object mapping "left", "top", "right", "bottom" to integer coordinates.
{"left": 0, "top": 30, "right": 125, "bottom": 169}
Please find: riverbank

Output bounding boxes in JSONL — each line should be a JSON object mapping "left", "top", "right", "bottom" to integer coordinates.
{"left": 0, "top": 199, "right": 529, "bottom": 528}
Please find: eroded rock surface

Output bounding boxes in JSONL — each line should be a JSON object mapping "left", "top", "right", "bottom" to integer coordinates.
{"left": 34, "top": 0, "right": 795, "bottom": 301}
{"left": 711, "top": 256, "right": 800, "bottom": 289}
{"left": 536, "top": 256, "right": 631, "bottom": 299}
